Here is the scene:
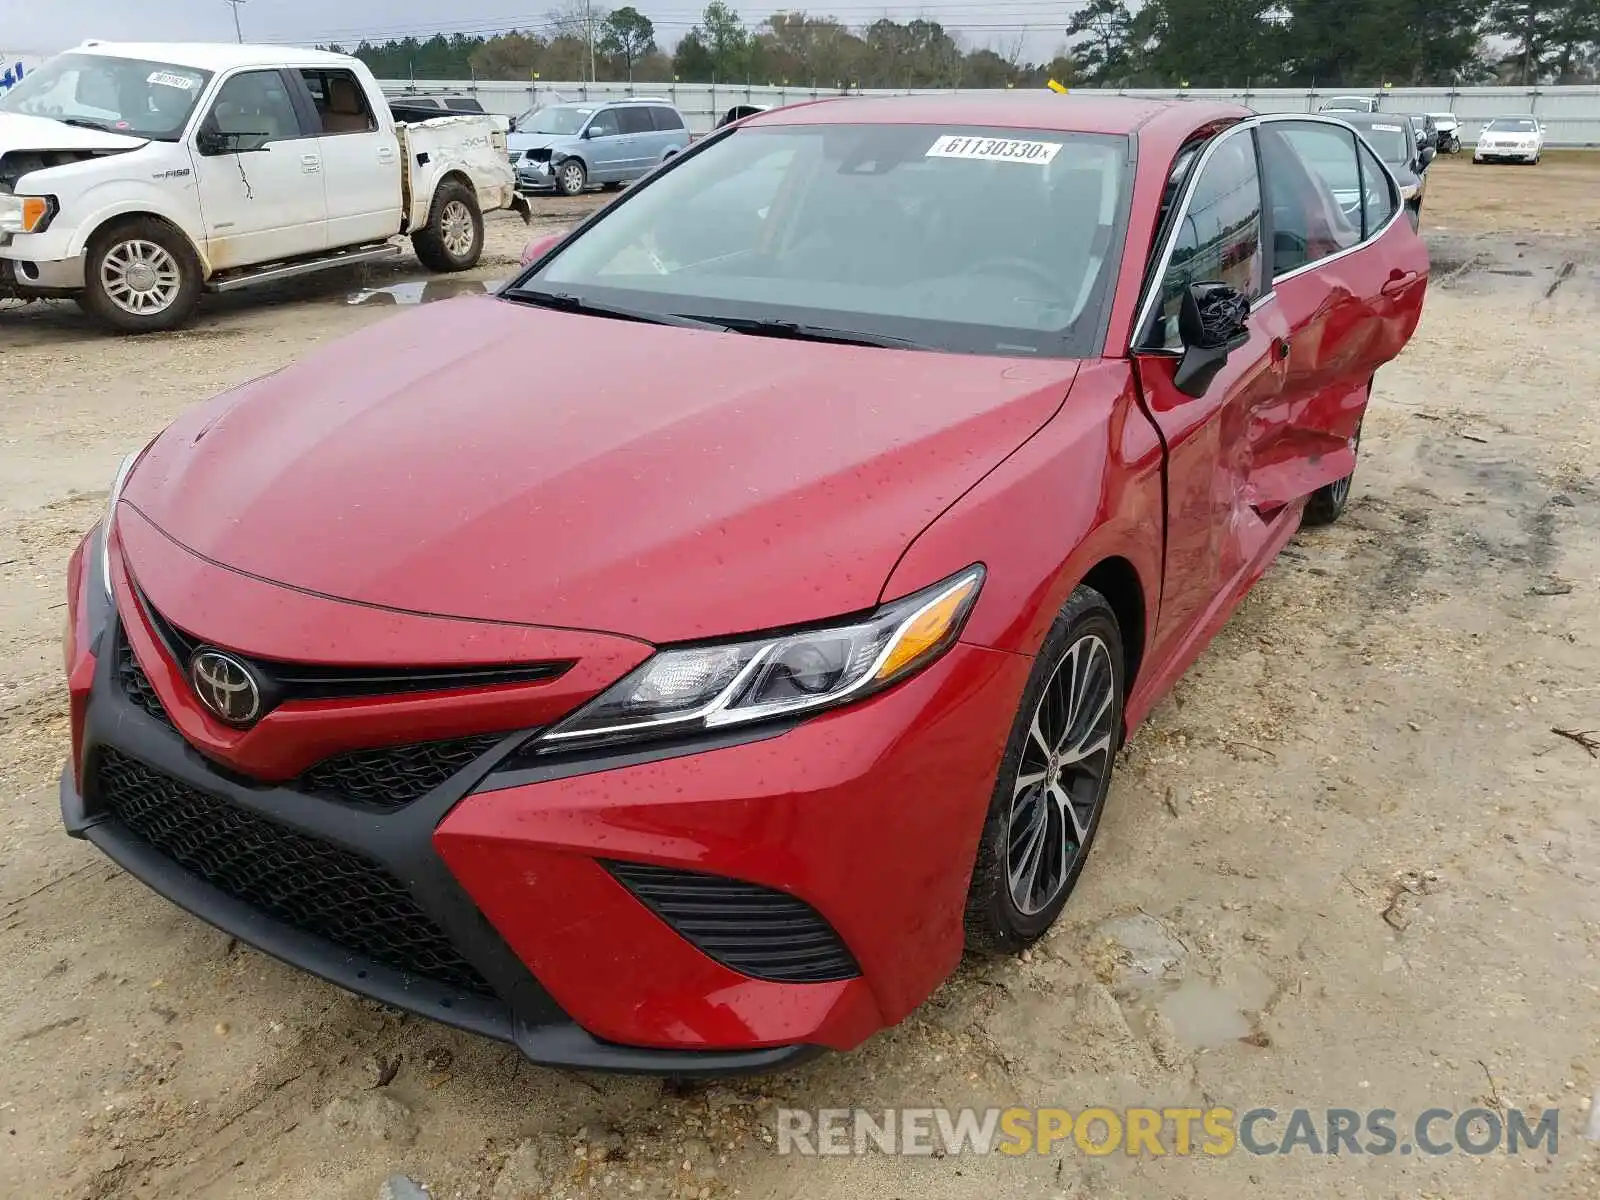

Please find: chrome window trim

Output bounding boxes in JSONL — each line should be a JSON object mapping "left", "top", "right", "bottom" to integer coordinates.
{"left": 1131, "top": 112, "right": 1406, "bottom": 351}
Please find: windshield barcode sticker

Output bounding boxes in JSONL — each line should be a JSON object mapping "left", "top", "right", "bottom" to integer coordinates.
{"left": 147, "top": 72, "right": 200, "bottom": 89}
{"left": 925, "top": 135, "right": 1061, "bottom": 165}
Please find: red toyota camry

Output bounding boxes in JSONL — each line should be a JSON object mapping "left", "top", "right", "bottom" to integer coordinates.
{"left": 61, "top": 94, "right": 1426, "bottom": 1073}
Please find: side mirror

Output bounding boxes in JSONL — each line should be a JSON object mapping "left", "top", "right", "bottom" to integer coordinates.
{"left": 197, "top": 128, "right": 269, "bottom": 156}
{"left": 1173, "top": 282, "right": 1250, "bottom": 398}
{"left": 580, "top": 125, "right": 594, "bottom": 139}
{"left": 1420, "top": 145, "right": 1436, "bottom": 168}
{"left": 519, "top": 231, "right": 563, "bottom": 267}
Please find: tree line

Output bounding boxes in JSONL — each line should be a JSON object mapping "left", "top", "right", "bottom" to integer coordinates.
{"left": 327, "top": 1, "right": 1600, "bottom": 89}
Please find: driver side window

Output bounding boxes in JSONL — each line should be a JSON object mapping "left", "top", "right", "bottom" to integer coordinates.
{"left": 586, "top": 109, "right": 619, "bottom": 138}
{"left": 202, "top": 70, "right": 306, "bottom": 151}
{"left": 1153, "top": 131, "right": 1264, "bottom": 349}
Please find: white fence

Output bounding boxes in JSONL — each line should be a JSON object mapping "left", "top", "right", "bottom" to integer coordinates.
{"left": 381, "top": 79, "right": 1600, "bottom": 146}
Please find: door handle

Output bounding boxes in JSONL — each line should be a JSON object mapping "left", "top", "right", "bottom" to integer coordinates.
{"left": 300, "top": 153, "right": 321, "bottom": 173}
{"left": 1381, "top": 270, "right": 1418, "bottom": 296}
{"left": 377, "top": 146, "right": 396, "bottom": 162}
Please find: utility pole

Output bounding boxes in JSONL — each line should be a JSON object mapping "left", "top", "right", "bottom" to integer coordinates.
{"left": 223, "top": 0, "right": 247, "bottom": 43}
{"left": 585, "top": 0, "right": 597, "bottom": 82}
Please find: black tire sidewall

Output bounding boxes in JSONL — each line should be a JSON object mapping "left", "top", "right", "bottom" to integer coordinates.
{"left": 81, "top": 219, "right": 201, "bottom": 334}
{"left": 964, "top": 586, "right": 1124, "bottom": 953}
{"left": 415, "top": 181, "right": 483, "bottom": 272}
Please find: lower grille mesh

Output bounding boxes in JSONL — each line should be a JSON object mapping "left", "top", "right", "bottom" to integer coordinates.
{"left": 297, "top": 735, "right": 506, "bottom": 810}
{"left": 95, "top": 749, "right": 495, "bottom": 996}
{"left": 605, "top": 861, "right": 860, "bottom": 984}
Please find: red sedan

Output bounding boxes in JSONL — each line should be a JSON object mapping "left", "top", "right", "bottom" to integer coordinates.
{"left": 61, "top": 94, "right": 1426, "bottom": 1073}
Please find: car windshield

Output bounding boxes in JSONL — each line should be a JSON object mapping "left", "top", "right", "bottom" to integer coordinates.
{"left": 514, "top": 123, "right": 1130, "bottom": 357}
{"left": 1357, "top": 123, "right": 1411, "bottom": 164}
{"left": 1486, "top": 118, "right": 1537, "bottom": 133}
{"left": 0, "top": 52, "right": 212, "bottom": 141}
{"left": 522, "top": 105, "right": 592, "bottom": 135}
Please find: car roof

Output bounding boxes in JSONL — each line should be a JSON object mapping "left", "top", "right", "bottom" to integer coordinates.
{"left": 748, "top": 92, "right": 1248, "bottom": 138}
{"left": 73, "top": 41, "right": 360, "bottom": 71}
{"left": 1336, "top": 112, "right": 1408, "bottom": 126}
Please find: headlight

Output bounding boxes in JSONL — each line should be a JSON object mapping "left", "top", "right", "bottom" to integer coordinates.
{"left": 536, "top": 565, "right": 985, "bottom": 752}
{"left": 0, "top": 194, "right": 55, "bottom": 234}
{"left": 100, "top": 446, "right": 148, "bottom": 598}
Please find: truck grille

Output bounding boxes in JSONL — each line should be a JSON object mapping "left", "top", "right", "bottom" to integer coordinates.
{"left": 604, "top": 861, "right": 860, "bottom": 984}
{"left": 95, "top": 749, "right": 495, "bottom": 997}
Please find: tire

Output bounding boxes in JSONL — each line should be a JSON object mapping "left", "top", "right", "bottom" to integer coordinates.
{"left": 1304, "top": 418, "right": 1363, "bottom": 527}
{"left": 556, "top": 158, "right": 588, "bottom": 197}
{"left": 964, "top": 586, "right": 1124, "bottom": 954}
{"left": 79, "top": 218, "right": 201, "bottom": 334}
{"left": 412, "top": 180, "right": 483, "bottom": 273}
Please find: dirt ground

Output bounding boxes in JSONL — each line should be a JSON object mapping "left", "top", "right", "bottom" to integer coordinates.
{"left": 2, "top": 159, "right": 1598, "bottom": 1200}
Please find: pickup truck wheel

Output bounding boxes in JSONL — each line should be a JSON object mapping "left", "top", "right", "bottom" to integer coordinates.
{"left": 556, "top": 159, "right": 588, "bottom": 196}
{"left": 413, "top": 181, "right": 483, "bottom": 272}
{"left": 964, "top": 586, "right": 1123, "bottom": 953}
{"left": 80, "top": 219, "right": 201, "bottom": 334}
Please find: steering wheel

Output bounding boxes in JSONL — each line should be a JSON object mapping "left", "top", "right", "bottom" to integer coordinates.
{"left": 968, "top": 256, "right": 1059, "bottom": 294}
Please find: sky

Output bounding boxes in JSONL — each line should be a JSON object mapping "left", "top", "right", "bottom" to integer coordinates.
{"left": 4, "top": 0, "right": 1080, "bottom": 62}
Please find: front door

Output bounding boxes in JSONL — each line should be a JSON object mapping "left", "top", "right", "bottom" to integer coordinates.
{"left": 613, "top": 105, "right": 658, "bottom": 179}
{"left": 580, "top": 108, "right": 626, "bottom": 182}
{"left": 298, "top": 68, "right": 403, "bottom": 248}
{"left": 1131, "top": 125, "right": 1289, "bottom": 658}
{"left": 192, "top": 69, "right": 327, "bottom": 270}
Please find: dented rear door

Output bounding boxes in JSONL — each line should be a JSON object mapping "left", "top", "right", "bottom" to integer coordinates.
{"left": 1249, "top": 117, "right": 1429, "bottom": 509}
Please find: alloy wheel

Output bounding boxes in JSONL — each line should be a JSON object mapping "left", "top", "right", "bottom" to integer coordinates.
{"left": 100, "top": 239, "right": 181, "bottom": 315}
{"left": 1006, "top": 633, "right": 1117, "bottom": 915}
{"left": 561, "top": 163, "right": 584, "bottom": 193}
{"left": 441, "top": 200, "right": 476, "bottom": 258}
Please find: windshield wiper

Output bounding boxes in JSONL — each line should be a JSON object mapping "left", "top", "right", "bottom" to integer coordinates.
{"left": 57, "top": 116, "right": 115, "bottom": 132}
{"left": 698, "top": 316, "right": 929, "bottom": 351}
{"left": 504, "top": 288, "right": 725, "bottom": 330}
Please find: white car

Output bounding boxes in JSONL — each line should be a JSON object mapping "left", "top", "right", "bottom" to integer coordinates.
{"left": 1473, "top": 116, "right": 1544, "bottom": 165}
{"left": 0, "top": 41, "right": 529, "bottom": 332}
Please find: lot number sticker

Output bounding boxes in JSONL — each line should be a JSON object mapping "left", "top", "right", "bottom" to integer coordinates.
{"left": 926, "top": 135, "right": 1062, "bottom": 165}
{"left": 147, "top": 72, "right": 200, "bottom": 90}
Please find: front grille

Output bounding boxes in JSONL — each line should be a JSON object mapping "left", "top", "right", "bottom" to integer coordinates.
{"left": 114, "top": 628, "right": 507, "bottom": 812}
{"left": 297, "top": 734, "right": 506, "bottom": 810}
{"left": 95, "top": 749, "right": 495, "bottom": 996}
{"left": 605, "top": 861, "right": 860, "bottom": 984}
{"left": 117, "top": 636, "right": 174, "bottom": 729}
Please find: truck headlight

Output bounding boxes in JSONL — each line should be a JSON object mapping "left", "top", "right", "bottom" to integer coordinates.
{"left": 0, "top": 194, "right": 56, "bottom": 234}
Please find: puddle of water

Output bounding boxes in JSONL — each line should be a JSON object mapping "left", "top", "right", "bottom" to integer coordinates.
{"left": 346, "top": 279, "right": 507, "bottom": 306}
{"left": 1155, "top": 979, "right": 1256, "bottom": 1048}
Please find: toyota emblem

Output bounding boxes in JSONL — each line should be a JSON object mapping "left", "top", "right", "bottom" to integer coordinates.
{"left": 188, "top": 649, "right": 263, "bottom": 726}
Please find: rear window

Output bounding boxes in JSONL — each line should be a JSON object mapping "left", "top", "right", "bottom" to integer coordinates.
{"left": 519, "top": 123, "right": 1132, "bottom": 358}
{"left": 617, "top": 106, "right": 654, "bottom": 135}
{"left": 649, "top": 105, "right": 685, "bottom": 131}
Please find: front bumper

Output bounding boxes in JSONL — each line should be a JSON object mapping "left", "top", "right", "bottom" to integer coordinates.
{"left": 1474, "top": 147, "right": 1538, "bottom": 162}
{"left": 0, "top": 250, "right": 87, "bottom": 294}
{"left": 63, "top": 533, "right": 1029, "bottom": 1072}
{"left": 515, "top": 158, "right": 556, "bottom": 190}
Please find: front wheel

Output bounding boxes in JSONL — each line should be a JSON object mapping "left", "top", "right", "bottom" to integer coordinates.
{"left": 413, "top": 180, "right": 483, "bottom": 272}
{"left": 556, "top": 158, "right": 588, "bottom": 197}
{"left": 79, "top": 218, "right": 201, "bottom": 334}
{"left": 964, "top": 586, "right": 1124, "bottom": 953}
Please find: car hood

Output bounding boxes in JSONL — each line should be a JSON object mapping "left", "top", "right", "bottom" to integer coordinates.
{"left": 508, "top": 131, "right": 577, "bottom": 153}
{"left": 0, "top": 111, "right": 148, "bottom": 154}
{"left": 124, "top": 296, "right": 1081, "bottom": 644}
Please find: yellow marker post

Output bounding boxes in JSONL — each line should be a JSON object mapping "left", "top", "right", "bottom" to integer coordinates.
{"left": 1047, "top": 79, "right": 1068, "bottom": 94}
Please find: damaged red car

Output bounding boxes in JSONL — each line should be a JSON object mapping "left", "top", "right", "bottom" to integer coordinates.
{"left": 61, "top": 94, "right": 1426, "bottom": 1073}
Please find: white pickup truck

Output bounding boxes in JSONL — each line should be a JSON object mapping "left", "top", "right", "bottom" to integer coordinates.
{"left": 0, "top": 42, "right": 529, "bottom": 332}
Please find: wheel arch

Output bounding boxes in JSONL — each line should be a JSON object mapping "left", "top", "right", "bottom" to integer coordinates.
{"left": 1078, "top": 555, "right": 1147, "bottom": 704}
{"left": 74, "top": 207, "right": 211, "bottom": 276}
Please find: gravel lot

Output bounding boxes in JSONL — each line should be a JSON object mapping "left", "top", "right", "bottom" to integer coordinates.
{"left": 2, "top": 158, "right": 1598, "bottom": 1200}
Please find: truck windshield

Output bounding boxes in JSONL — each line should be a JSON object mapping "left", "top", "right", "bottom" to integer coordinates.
{"left": 0, "top": 52, "right": 212, "bottom": 141}
{"left": 513, "top": 123, "right": 1130, "bottom": 358}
